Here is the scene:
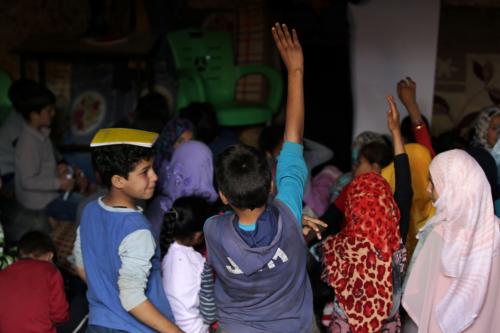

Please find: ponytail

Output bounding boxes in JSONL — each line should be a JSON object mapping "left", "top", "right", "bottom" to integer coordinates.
{"left": 159, "top": 196, "right": 215, "bottom": 258}
{"left": 160, "top": 208, "right": 178, "bottom": 258}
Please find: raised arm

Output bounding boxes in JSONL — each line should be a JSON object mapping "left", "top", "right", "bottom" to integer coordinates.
{"left": 387, "top": 96, "right": 405, "bottom": 156}
{"left": 397, "top": 77, "right": 436, "bottom": 156}
{"left": 387, "top": 95, "right": 412, "bottom": 242}
{"left": 272, "top": 23, "right": 304, "bottom": 144}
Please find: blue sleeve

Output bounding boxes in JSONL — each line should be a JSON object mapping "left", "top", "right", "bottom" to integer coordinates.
{"left": 275, "top": 141, "right": 308, "bottom": 226}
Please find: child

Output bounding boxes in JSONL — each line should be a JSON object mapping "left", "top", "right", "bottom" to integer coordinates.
{"left": 72, "top": 128, "right": 182, "bottom": 333}
{"left": 0, "top": 231, "right": 68, "bottom": 332}
{"left": 13, "top": 79, "right": 77, "bottom": 220}
{"left": 160, "top": 196, "right": 215, "bottom": 333}
{"left": 203, "top": 23, "right": 314, "bottom": 332}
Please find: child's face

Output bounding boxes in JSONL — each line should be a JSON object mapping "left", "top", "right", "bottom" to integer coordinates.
{"left": 34, "top": 105, "right": 55, "bottom": 128}
{"left": 121, "top": 158, "right": 158, "bottom": 200}
{"left": 487, "top": 115, "right": 500, "bottom": 147}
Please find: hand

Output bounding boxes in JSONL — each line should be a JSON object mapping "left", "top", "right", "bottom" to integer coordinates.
{"left": 302, "top": 215, "right": 328, "bottom": 240}
{"left": 397, "top": 77, "right": 417, "bottom": 108}
{"left": 272, "top": 22, "right": 303, "bottom": 74}
{"left": 57, "top": 163, "right": 69, "bottom": 177}
{"left": 59, "top": 176, "right": 75, "bottom": 192}
{"left": 387, "top": 95, "right": 401, "bottom": 133}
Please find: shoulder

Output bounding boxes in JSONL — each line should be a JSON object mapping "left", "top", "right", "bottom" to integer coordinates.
{"left": 203, "top": 212, "right": 232, "bottom": 233}
{"left": 273, "top": 199, "right": 298, "bottom": 225}
{"left": 124, "top": 211, "right": 150, "bottom": 228}
{"left": 7, "top": 259, "right": 58, "bottom": 275}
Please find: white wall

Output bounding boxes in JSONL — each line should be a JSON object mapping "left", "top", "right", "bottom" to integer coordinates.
{"left": 351, "top": 0, "right": 441, "bottom": 137}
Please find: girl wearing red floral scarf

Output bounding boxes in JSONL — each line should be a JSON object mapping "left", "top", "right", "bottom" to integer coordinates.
{"left": 321, "top": 97, "right": 409, "bottom": 333}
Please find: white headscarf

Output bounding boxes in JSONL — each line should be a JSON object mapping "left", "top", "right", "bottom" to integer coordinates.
{"left": 423, "top": 149, "right": 500, "bottom": 332}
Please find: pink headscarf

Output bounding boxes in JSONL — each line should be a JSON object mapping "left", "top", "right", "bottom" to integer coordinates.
{"left": 408, "top": 149, "right": 500, "bottom": 332}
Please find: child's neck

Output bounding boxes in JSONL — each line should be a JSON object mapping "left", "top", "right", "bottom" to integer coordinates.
{"left": 103, "top": 189, "right": 137, "bottom": 209}
{"left": 28, "top": 120, "right": 43, "bottom": 131}
{"left": 235, "top": 205, "right": 266, "bottom": 225}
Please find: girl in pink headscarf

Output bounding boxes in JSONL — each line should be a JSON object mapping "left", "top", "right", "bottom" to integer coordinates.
{"left": 403, "top": 149, "right": 500, "bottom": 333}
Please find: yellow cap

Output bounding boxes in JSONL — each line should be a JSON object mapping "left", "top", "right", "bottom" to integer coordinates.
{"left": 90, "top": 128, "right": 158, "bottom": 148}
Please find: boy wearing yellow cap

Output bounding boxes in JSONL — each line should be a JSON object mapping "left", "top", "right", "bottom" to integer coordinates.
{"left": 72, "top": 128, "right": 183, "bottom": 333}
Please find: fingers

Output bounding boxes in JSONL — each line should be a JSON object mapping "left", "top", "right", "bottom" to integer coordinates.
{"left": 406, "top": 76, "right": 416, "bottom": 86}
{"left": 271, "top": 25, "right": 285, "bottom": 53}
{"left": 398, "top": 77, "right": 416, "bottom": 87}
{"left": 282, "top": 24, "right": 292, "bottom": 47}
{"left": 302, "top": 215, "right": 328, "bottom": 232}
{"left": 272, "top": 22, "right": 297, "bottom": 49}
{"left": 273, "top": 22, "right": 287, "bottom": 48}
{"left": 303, "top": 215, "right": 328, "bottom": 226}
{"left": 292, "top": 29, "right": 301, "bottom": 48}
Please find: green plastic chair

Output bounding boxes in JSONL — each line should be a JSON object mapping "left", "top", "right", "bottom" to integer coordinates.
{"left": 167, "top": 29, "right": 283, "bottom": 126}
{"left": 0, "top": 69, "right": 12, "bottom": 127}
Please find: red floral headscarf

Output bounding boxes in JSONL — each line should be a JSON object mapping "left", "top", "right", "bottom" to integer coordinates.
{"left": 322, "top": 172, "right": 400, "bottom": 333}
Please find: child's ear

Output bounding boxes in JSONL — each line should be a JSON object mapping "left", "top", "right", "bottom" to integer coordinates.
{"left": 35, "top": 251, "right": 54, "bottom": 262}
{"left": 219, "top": 191, "right": 229, "bottom": 205}
{"left": 111, "top": 175, "right": 127, "bottom": 189}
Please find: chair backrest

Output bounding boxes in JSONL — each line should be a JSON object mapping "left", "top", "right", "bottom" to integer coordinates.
{"left": 167, "top": 30, "right": 238, "bottom": 104}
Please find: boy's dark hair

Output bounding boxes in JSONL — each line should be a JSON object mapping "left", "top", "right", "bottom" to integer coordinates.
{"left": 18, "top": 231, "right": 56, "bottom": 258}
{"left": 258, "top": 125, "right": 285, "bottom": 153}
{"left": 160, "top": 196, "right": 215, "bottom": 258}
{"left": 215, "top": 144, "right": 272, "bottom": 210}
{"left": 91, "top": 144, "right": 155, "bottom": 188}
{"left": 9, "top": 79, "right": 55, "bottom": 121}
{"left": 359, "top": 141, "right": 393, "bottom": 168}
{"left": 179, "top": 102, "right": 218, "bottom": 144}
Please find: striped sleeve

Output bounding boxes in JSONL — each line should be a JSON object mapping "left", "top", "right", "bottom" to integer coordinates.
{"left": 199, "top": 262, "right": 217, "bottom": 324}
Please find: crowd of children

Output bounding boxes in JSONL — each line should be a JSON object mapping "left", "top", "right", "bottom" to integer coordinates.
{"left": 0, "top": 21, "right": 500, "bottom": 333}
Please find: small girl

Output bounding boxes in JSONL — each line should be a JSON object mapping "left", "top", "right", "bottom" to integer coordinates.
{"left": 160, "top": 196, "right": 215, "bottom": 333}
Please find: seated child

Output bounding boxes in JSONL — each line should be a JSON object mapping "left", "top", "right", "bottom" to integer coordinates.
{"left": 160, "top": 196, "right": 216, "bottom": 333}
{"left": 72, "top": 128, "right": 182, "bottom": 333}
{"left": 203, "top": 23, "right": 314, "bottom": 332}
{"left": 0, "top": 231, "right": 68, "bottom": 332}
{"left": 13, "top": 79, "right": 79, "bottom": 220}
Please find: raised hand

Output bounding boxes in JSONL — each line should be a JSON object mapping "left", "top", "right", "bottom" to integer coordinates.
{"left": 272, "top": 22, "right": 303, "bottom": 74}
{"left": 387, "top": 95, "right": 401, "bottom": 133}
{"left": 387, "top": 95, "right": 405, "bottom": 156}
{"left": 397, "top": 77, "right": 417, "bottom": 108}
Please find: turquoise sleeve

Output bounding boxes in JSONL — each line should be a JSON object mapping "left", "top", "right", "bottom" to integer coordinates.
{"left": 275, "top": 141, "right": 308, "bottom": 226}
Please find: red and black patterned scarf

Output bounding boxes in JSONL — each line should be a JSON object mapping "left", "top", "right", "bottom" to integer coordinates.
{"left": 322, "top": 172, "right": 400, "bottom": 333}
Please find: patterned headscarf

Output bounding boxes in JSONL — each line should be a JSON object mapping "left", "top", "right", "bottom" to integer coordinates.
{"left": 146, "top": 140, "right": 218, "bottom": 240}
{"left": 472, "top": 106, "right": 500, "bottom": 151}
{"left": 155, "top": 117, "right": 194, "bottom": 161}
{"left": 406, "top": 150, "right": 500, "bottom": 333}
{"left": 322, "top": 172, "right": 400, "bottom": 333}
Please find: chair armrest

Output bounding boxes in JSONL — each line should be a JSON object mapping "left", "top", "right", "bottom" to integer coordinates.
{"left": 235, "top": 65, "right": 283, "bottom": 112}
